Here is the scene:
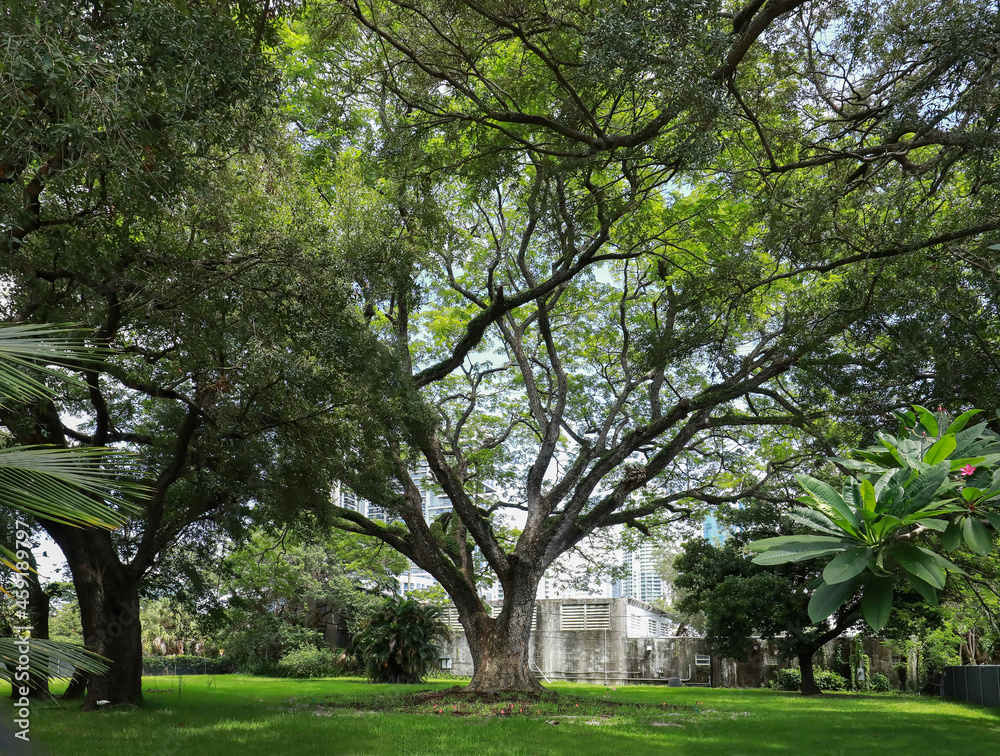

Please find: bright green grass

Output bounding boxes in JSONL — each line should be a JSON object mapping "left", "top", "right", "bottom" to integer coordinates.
{"left": 2, "top": 675, "right": 999, "bottom": 755}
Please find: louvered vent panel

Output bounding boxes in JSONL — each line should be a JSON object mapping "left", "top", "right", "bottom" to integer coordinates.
{"left": 586, "top": 603, "right": 610, "bottom": 630}
{"left": 648, "top": 618, "right": 658, "bottom": 637}
{"left": 560, "top": 604, "right": 586, "bottom": 630}
{"left": 444, "top": 607, "right": 463, "bottom": 630}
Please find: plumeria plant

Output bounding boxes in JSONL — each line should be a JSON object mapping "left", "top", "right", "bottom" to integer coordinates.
{"left": 749, "top": 406, "right": 1000, "bottom": 631}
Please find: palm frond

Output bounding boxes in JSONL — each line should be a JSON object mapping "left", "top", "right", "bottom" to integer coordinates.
{"left": 0, "top": 637, "right": 109, "bottom": 683}
{"left": 0, "top": 446, "right": 145, "bottom": 528}
{"left": 0, "top": 323, "right": 109, "bottom": 401}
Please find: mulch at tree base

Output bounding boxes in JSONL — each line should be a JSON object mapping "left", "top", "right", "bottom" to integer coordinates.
{"left": 313, "top": 686, "right": 689, "bottom": 718}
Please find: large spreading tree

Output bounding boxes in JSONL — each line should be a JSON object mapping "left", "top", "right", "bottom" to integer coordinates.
{"left": 282, "top": 0, "right": 1000, "bottom": 690}
{"left": 0, "top": 0, "right": 392, "bottom": 708}
{"left": 6, "top": 0, "right": 1000, "bottom": 704}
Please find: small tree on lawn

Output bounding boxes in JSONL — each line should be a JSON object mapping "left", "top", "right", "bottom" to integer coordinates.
{"left": 355, "top": 597, "right": 449, "bottom": 684}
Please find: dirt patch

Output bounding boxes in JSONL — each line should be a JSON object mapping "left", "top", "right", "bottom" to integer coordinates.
{"left": 309, "top": 686, "right": 689, "bottom": 719}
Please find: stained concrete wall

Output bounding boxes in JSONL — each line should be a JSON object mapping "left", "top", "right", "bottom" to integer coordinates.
{"left": 438, "top": 598, "right": 914, "bottom": 689}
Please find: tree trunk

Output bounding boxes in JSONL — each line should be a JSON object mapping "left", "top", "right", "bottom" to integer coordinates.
{"left": 798, "top": 649, "right": 821, "bottom": 696}
{"left": 45, "top": 524, "right": 144, "bottom": 710}
{"left": 459, "top": 575, "right": 542, "bottom": 692}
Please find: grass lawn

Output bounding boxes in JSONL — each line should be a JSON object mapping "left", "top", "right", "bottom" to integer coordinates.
{"left": 2, "top": 675, "right": 999, "bottom": 755}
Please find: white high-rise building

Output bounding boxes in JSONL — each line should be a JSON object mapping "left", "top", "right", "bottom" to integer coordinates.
{"left": 612, "top": 541, "right": 665, "bottom": 604}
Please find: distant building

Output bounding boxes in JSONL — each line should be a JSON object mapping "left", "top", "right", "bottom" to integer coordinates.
{"left": 703, "top": 513, "right": 726, "bottom": 544}
{"left": 613, "top": 541, "right": 665, "bottom": 603}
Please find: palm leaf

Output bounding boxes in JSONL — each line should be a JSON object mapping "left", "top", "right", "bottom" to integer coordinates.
{"left": 0, "top": 637, "right": 109, "bottom": 683}
{"left": 0, "top": 446, "right": 144, "bottom": 527}
{"left": 0, "top": 324, "right": 110, "bottom": 401}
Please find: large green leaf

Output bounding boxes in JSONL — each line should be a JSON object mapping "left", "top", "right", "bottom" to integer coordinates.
{"left": 892, "top": 543, "right": 946, "bottom": 588}
{"left": 0, "top": 446, "right": 144, "bottom": 528}
{"left": 946, "top": 410, "right": 983, "bottom": 434}
{"left": 823, "top": 547, "right": 871, "bottom": 585}
{"left": 902, "top": 464, "right": 949, "bottom": 514}
{"left": 923, "top": 435, "right": 956, "bottom": 465}
{"left": 859, "top": 479, "right": 877, "bottom": 512}
{"left": 0, "top": 324, "right": 107, "bottom": 401}
{"left": 808, "top": 577, "right": 860, "bottom": 623}
{"left": 862, "top": 577, "right": 893, "bottom": 632}
{"left": 962, "top": 516, "right": 993, "bottom": 556}
{"left": 906, "top": 573, "right": 939, "bottom": 606}
{"left": 983, "top": 511, "right": 1000, "bottom": 531}
{"left": 795, "top": 474, "right": 859, "bottom": 533}
{"left": 786, "top": 507, "right": 844, "bottom": 536}
{"left": 749, "top": 536, "right": 854, "bottom": 565}
{"left": 912, "top": 405, "right": 939, "bottom": 437}
{"left": 872, "top": 469, "right": 897, "bottom": 503}
{"left": 953, "top": 423, "right": 990, "bottom": 458}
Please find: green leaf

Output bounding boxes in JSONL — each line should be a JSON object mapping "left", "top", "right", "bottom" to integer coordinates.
{"left": 808, "top": 577, "right": 860, "bottom": 623}
{"left": 749, "top": 535, "right": 854, "bottom": 565}
{"left": 873, "top": 469, "right": 896, "bottom": 503}
{"left": 942, "top": 519, "right": 964, "bottom": 551}
{"left": 823, "top": 547, "right": 871, "bottom": 585}
{"left": 795, "top": 474, "right": 859, "bottom": 533}
{"left": 962, "top": 487, "right": 982, "bottom": 501}
{"left": 946, "top": 410, "right": 983, "bottom": 434}
{"left": 906, "top": 574, "right": 939, "bottom": 606}
{"left": 862, "top": 577, "right": 893, "bottom": 632}
{"left": 892, "top": 543, "right": 946, "bottom": 589}
{"left": 913, "top": 405, "right": 939, "bottom": 437}
{"left": 923, "top": 435, "right": 956, "bottom": 465}
{"left": 963, "top": 516, "right": 993, "bottom": 556}
{"left": 786, "top": 507, "right": 844, "bottom": 536}
{"left": 953, "top": 423, "right": 990, "bottom": 458}
{"left": 902, "top": 464, "right": 949, "bottom": 514}
{"left": 982, "top": 511, "right": 1000, "bottom": 531}
{"left": 859, "top": 479, "right": 877, "bottom": 512}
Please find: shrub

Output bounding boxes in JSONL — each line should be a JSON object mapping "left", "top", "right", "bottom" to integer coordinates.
{"left": 870, "top": 672, "right": 893, "bottom": 693}
{"left": 770, "top": 667, "right": 846, "bottom": 692}
{"left": 771, "top": 668, "right": 801, "bottom": 691}
{"left": 214, "top": 610, "right": 321, "bottom": 676}
{"left": 815, "top": 670, "right": 847, "bottom": 691}
{"left": 276, "top": 645, "right": 340, "bottom": 678}
{"left": 355, "top": 596, "right": 449, "bottom": 684}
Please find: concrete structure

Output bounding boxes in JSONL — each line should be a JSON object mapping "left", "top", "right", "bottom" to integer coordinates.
{"left": 438, "top": 597, "right": 914, "bottom": 689}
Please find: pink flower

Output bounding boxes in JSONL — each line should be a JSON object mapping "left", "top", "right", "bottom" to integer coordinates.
{"left": 959, "top": 464, "right": 977, "bottom": 477}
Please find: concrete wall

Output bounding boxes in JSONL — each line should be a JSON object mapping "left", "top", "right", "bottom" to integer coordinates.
{"left": 438, "top": 598, "right": 915, "bottom": 689}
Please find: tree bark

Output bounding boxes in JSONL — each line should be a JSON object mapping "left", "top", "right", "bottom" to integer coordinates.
{"left": 798, "top": 649, "right": 822, "bottom": 696}
{"left": 459, "top": 573, "right": 543, "bottom": 692}
{"left": 45, "top": 524, "right": 143, "bottom": 709}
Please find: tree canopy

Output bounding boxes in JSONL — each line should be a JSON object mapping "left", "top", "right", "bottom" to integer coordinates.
{"left": 3, "top": 0, "right": 1000, "bottom": 699}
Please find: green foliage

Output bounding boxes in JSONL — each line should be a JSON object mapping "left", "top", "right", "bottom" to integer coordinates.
{"left": 674, "top": 539, "right": 845, "bottom": 665}
{"left": 771, "top": 668, "right": 802, "bottom": 691}
{"left": 870, "top": 672, "right": 893, "bottom": 693}
{"left": 275, "top": 646, "right": 341, "bottom": 679}
{"left": 141, "top": 598, "right": 211, "bottom": 657}
{"left": 750, "top": 406, "right": 1000, "bottom": 630}
{"left": 770, "top": 667, "right": 847, "bottom": 692}
{"left": 354, "top": 596, "right": 449, "bottom": 684}
{"left": 217, "top": 612, "right": 321, "bottom": 677}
